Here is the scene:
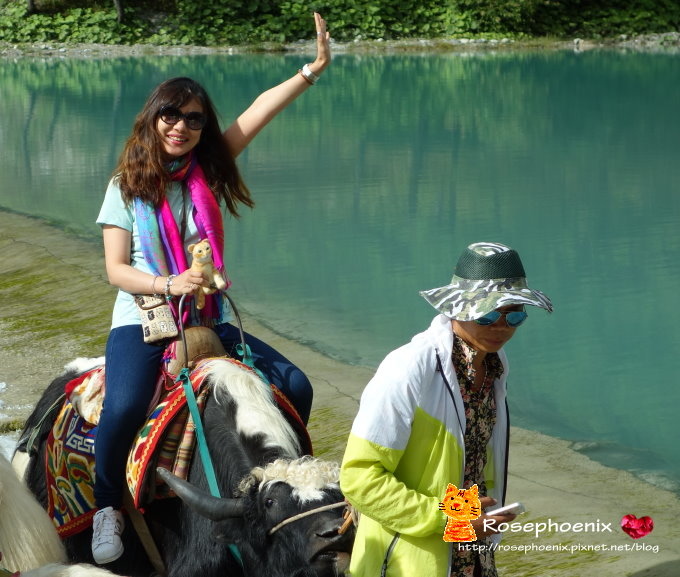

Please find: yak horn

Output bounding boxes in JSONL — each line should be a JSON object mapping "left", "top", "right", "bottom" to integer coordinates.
{"left": 157, "top": 467, "right": 246, "bottom": 521}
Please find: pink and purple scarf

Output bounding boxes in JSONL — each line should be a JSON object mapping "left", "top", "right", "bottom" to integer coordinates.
{"left": 134, "top": 154, "right": 231, "bottom": 324}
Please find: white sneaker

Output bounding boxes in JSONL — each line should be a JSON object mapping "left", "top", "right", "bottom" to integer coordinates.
{"left": 92, "top": 506, "right": 125, "bottom": 564}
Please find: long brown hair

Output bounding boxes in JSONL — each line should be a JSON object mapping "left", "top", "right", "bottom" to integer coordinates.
{"left": 114, "top": 77, "right": 253, "bottom": 217}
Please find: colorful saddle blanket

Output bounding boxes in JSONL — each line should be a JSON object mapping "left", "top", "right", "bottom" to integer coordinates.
{"left": 45, "top": 358, "right": 312, "bottom": 537}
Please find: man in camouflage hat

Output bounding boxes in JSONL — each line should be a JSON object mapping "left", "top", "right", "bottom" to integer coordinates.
{"left": 341, "top": 242, "right": 552, "bottom": 577}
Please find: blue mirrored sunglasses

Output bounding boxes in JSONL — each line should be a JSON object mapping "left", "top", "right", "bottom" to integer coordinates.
{"left": 474, "top": 309, "right": 528, "bottom": 328}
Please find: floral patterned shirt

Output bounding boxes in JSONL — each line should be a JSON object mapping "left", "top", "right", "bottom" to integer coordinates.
{"left": 450, "top": 333, "right": 504, "bottom": 577}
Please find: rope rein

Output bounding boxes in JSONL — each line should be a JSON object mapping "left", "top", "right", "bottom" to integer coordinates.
{"left": 268, "top": 501, "right": 349, "bottom": 535}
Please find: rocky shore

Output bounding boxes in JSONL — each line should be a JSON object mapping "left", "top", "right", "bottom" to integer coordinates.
{"left": 0, "top": 31, "right": 678, "bottom": 59}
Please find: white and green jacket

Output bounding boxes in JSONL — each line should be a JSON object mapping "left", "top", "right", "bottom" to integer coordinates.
{"left": 340, "top": 314, "right": 510, "bottom": 577}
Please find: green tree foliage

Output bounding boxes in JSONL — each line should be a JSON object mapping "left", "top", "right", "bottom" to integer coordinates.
{"left": 523, "top": 0, "right": 680, "bottom": 37}
{"left": 0, "top": 0, "right": 678, "bottom": 45}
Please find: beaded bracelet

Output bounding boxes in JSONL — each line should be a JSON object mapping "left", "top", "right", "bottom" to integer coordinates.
{"left": 164, "top": 274, "right": 176, "bottom": 300}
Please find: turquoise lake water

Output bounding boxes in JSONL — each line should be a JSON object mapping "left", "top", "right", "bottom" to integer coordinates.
{"left": 1, "top": 49, "right": 679, "bottom": 493}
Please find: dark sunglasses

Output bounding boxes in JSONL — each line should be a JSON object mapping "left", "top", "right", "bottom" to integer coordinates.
{"left": 158, "top": 106, "right": 207, "bottom": 131}
{"left": 474, "top": 308, "right": 528, "bottom": 328}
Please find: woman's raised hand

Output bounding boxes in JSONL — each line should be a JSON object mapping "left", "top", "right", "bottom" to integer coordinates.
{"left": 223, "top": 12, "right": 332, "bottom": 157}
{"left": 310, "top": 12, "right": 331, "bottom": 75}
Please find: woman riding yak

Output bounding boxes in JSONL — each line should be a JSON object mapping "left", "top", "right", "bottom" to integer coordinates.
{"left": 92, "top": 14, "right": 330, "bottom": 565}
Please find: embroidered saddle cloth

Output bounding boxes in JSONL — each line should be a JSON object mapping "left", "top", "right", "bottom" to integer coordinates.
{"left": 45, "top": 358, "right": 311, "bottom": 537}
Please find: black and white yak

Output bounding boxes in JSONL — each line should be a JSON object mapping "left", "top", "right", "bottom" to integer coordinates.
{"left": 13, "top": 358, "right": 354, "bottom": 577}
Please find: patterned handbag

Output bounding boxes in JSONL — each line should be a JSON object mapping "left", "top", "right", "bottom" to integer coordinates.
{"left": 135, "top": 294, "right": 179, "bottom": 343}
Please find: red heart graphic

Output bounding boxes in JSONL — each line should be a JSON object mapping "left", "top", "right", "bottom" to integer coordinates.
{"left": 621, "top": 514, "right": 654, "bottom": 539}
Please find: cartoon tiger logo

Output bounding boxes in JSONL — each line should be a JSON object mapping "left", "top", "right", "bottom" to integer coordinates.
{"left": 439, "top": 483, "right": 481, "bottom": 542}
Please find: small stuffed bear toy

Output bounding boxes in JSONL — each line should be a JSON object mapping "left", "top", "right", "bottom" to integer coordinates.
{"left": 187, "top": 239, "right": 227, "bottom": 309}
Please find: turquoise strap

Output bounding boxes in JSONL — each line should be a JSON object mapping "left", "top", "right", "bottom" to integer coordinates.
{"left": 236, "top": 342, "right": 269, "bottom": 385}
{"left": 175, "top": 368, "right": 243, "bottom": 566}
{"left": 176, "top": 368, "right": 221, "bottom": 497}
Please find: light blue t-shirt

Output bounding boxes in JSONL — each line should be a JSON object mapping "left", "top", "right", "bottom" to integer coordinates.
{"left": 96, "top": 177, "right": 232, "bottom": 329}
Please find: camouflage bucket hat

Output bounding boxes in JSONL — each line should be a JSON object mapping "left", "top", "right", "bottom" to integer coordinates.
{"left": 419, "top": 242, "right": 553, "bottom": 321}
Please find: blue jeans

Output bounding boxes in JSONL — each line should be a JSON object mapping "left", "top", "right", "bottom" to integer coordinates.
{"left": 213, "top": 323, "right": 313, "bottom": 424}
{"left": 94, "top": 323, "right": 312, "bottom": 509}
